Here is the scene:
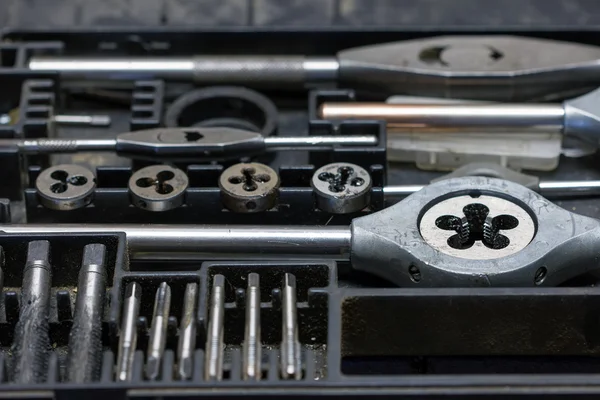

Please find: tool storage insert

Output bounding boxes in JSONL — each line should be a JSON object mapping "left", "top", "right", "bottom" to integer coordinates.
{"left": 1, "top": 28, "right": 600, "bottom": 398}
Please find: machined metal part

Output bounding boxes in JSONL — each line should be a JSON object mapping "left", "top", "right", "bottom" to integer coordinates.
{"left": 0, "top": 127, "right": 377, "bottom": 162}
{"left": 35, "top": 164, "right": 96, "bottom": 210}
{"left": 0, "top": 112, "right": 111, "bottom": 127}
{"left": 319, "top": 86, "right": 600, "bottom": 143}
{"left": 311, "top": 163, "right": 372, "bottom": 214}
{"left": 128, "top": 165, "right": 188, "bottom": 212}
{"left": 146, "top": 282, "right": 172, "bottom": 381}
{"left": 419, "top": 195, "right": 536, "bottom": 260}
{"left": 11, "top": 241, "right": 53, "bottom": 384}
{"left": 29, "top": 36, "right": 600, "bottom": 101}
{"left": 177, "top": 283, "right": 198, "bottom": 380}
{"left": 219, "top": 163, "right": 280, "bottom": 213}
{"left": 53, "top": 114, "right": 112, "bottom": 127}
{"left": 243, "top": 273, "right": 261, "bottom": 381}
{"left": 205, "top": 274, "right": 225, "bottom": 381}
{"left": 280, "top": 273, "right": 302, "bottom": 380}
{"left": 7, "top": 177, "right": 600, "bottom": 287}
{"left": 116, "top": 282, "right": 142, "bottom": 382}
{"left": 66, "top": 244, "right": 107, "bottom": 383}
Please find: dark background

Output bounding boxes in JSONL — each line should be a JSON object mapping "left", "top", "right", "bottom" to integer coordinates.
{"left": 2, "top": 0, "right": 600, "bottom": 29}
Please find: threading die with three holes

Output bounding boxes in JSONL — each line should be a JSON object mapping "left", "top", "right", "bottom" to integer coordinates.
{"left": 35, "top": 164, "right": 97, "bottom": 211}
{"left": 128, "top": 165, "right": 189, "bottom": 212}
{"left": 219, "top": 163, "right": 280, "bottom": 213}
{"left": 311, "top": 162, "right": 372, "bottom": 214}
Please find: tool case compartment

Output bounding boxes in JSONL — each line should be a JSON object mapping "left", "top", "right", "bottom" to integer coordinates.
{"left": 1, "top": 25, "right": 600, "bottom": 398}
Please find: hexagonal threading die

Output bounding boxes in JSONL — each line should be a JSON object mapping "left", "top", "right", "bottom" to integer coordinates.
{"left": 218, "top": 163, "right": 280, "bottom": 213}
{"left": 35, "top": 164, "right": 96, "bottom": 211}
{"left": 128, "top": 165, "right": 189, "bottom": 212}
{"left": 350, "top": 177, "right": 600, "bottom": 287}
{"left": 311, "top": 162, "right": 372, "bottom": 214}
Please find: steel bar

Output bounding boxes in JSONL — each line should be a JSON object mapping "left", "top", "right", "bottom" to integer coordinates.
{"left": 205, "top": 275, "right": 225, "bottom": 381}
{"left": 280, "top": 273, "right": 302, "bottom": 380}
{"left": 116, "top": 282, "right": 142, "bottom": 382}
{"left": 11, "top": 241, "right": 53, "bottom": 384}
{"left": 243, "top": 273, "right": 262, "bottom": 381}
{"left": 146, "top": 282, "right": 172, "bottom": 381}
{"left": 0, "top": 225, "right": 352, "bottom": 260}
{"left": 320, "top": 103, "right": 565, "bottom": 133}
{"left": 66, "top": 244, "right": 108, "bottom": 383}
{"left": 384, "top": 180, "right": 600, "bottom": 200}
{"left": 176, "top": 283, "right": 198, "bottom": 380}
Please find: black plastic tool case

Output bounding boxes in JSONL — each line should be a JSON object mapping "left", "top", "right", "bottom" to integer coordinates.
{"left": 1, "top": 27, "right": 600, "bottom": 398}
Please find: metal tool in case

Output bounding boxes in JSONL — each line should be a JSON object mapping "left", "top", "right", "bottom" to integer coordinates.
{"left": 29, "top": 36, "right": 600, "bottom": 101}
{"left": 10, "top": 177, "right": 600, "bottom": 287}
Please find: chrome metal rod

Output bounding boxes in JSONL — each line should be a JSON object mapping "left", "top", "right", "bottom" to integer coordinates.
{"left": 28, "top": 56, "right": 339, "bottom": 85}
{"left": 0, "top": 138, "right": 117, "bottom": 154}
{"left": 384, "top": 180, "right": 600, "bottom": 200}
{"left": 12, "top": 241, "right": 53, "bottom": 384}
{"left": 280, "top": 273, "right": 302, "bottom": 380}
{"left": 54, "top": 114, "right": 112, "bottom": 127}
{"left": 319, "top": 103, "right": 565, "bottom": 133}
{"left": 264, "top": 135, "right": 377, "bottom": 150}
{"left": 66, "top": 244, "right": 107, "bottom": 383}
{"left": 205, "top": 275, "right": 225, "bottom": 381}
{"left": 243, "top": 273, "right": 262, "bottom": 381}
{"left": 146, "top": 282, "right": 171, "bottom": 381}
{"left": 177, "top": 283, "right": 198, "bottom": 380}
{"left": 538, "top": 180, "right": 600, "bottom": 197}
{"left": 116, "top": 282, "right": 142, "bottom": 382}
{"left": 0, "top": 225, "right": 352, "bottom": 259}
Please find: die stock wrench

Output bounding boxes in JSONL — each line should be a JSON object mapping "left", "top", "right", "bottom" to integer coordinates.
{"left": 5, "top": 176, "right": 600, "bottom": 288}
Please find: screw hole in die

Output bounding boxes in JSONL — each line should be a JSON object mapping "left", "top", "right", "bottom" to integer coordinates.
{"left": 409, "top": 264, "right": 421, "bottom": 283}
{"left": 156, "top": 170, "right": 175, "bottom": 181}
{"left": 136, "top": 177, "right": 155, "bottom": 188}
{"left": 50, "top": 170, "right": 68, "bottom": 182}
{"left": 534, "top": 266, "right": 547, "bottom": 285}
{"left": 68, "top": 175, "right": 88, "bottom": 186}
{"left": 50, "top": 182, "right": 67, "bottom": 194}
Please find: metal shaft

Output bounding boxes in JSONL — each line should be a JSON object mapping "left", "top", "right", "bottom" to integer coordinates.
{"left": 205, "top": 274, "right": 225, "bottom": 381}
{"left": 243, "top": 273, "right": 261, "bottom": 381}
{"left": 116, "top": 282, "right": 142, "bottom": 382}
{"left": 146, "top": 282, "right": 172, "bottom": 381}
{"left": 66, "top": 244, "right": 107, "bottom": 383}
{"left": 0, "top": 138, "right": 117, "bottom": 154}
{"left": 0, "top": 135, "right": 373, "bottom": 156}
{"left": 0, "top": 225, "right": 352, "bottom": 260}
{"left": 319, "top": 103, "right": 566, "bottom": 133}
{"left": 177, "top": 283, "right": 198, "bottom": 380}
{"left": 384, "top": 180, "right": 600, "bottom": 200}
{"left": 280, "top": 273, "right": 302, "bottom": 380}
{"left": 53, "top": 114, "right": 112, "bottom": 127}
{"left": 28, "top": 56, "right": 339, "bottom": 86}
{"left": 11, "top": 241, "right": 53, "bottom": 384}
{"left": 263, "top": 135, "right": 377, "bottom": 150}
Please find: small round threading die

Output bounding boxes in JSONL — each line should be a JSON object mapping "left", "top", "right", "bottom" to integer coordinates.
{"left": 35, "top": 164, "right": 96, "bottom": 211}
{"left": 219, "top": 163, "right": 280, "bottom": 213}
{"left": 311, "top": 162, "right": 372, "bottom": 214}
{"left": 128, "top": 165, "right": 188, "bottom": 212}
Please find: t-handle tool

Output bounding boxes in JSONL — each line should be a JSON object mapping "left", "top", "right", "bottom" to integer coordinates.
{"left": 320, "top": 87, "right": 600, "bottom": 143}
{"left": 0, "top": 127, "right": 376, "bottom": 162}
{"left": 6, "top": 177, "right": 600, "bottom": 287}
{"left": 28, "top": 36, "right": 600, "bottom": 101}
